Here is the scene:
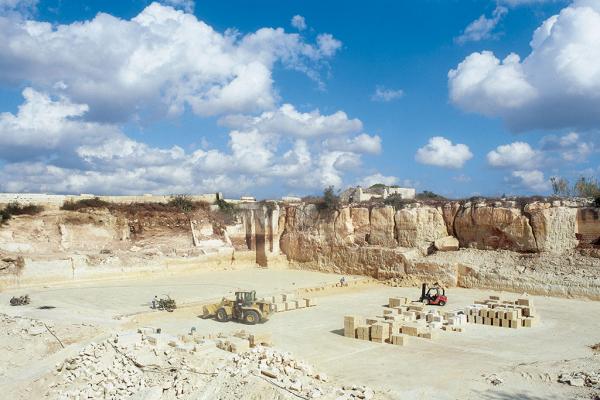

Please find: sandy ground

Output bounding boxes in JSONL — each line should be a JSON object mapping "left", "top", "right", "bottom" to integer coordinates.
{"left": 1, "top": 267, "right": 599, "bottom": 399}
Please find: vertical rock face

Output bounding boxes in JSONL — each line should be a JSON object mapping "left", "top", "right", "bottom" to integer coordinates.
{"left": 442, "top": 202, "right": 461, "bottom": 236}
{"left": 350, "top": 207, "right": 370, "bottom": 245}
{"left": 576, "top": 208, "right": 600, "bottom": 245}
{"left": 525, "top": 203, "right": 578, "bottom": 253}
{"left": 334, "top": 207, "right": 354, "bottom": 245}
{"left": 368, "top": 206, "right": 396, "bottom": 247}
{"left": 395, "top": 207, "right": 448, "bottom": 248}
{"left": 453, "top": 204, "right": 537, "bottom": 252}
{"left": 279, "top": 204, "right": 409, "bottom": 277}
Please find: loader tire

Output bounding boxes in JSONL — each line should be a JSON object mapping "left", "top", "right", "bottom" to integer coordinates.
{"left": 439, "top": 300, "right": 446, "bottom": 306}
{"left": 243, "top": 310, "right": 260, "bottom": 325}
{"left": 216, "top": 308, "right": 229, "bottom": 322}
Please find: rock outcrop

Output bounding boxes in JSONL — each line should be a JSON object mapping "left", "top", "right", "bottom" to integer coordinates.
{"left": 395, "top": 206, "right": 448, "bottom": 249}
{"left": 368, "top": 206, "right": 396, "bottom": 247}
{"left": 434, "top": 236, "right": 459, "bottom": 252}
{"left": 525, "top": 203, "right": 578, "bottom": 253}
{"left": 453, "top": 204, "right": 537, "bottom": 252}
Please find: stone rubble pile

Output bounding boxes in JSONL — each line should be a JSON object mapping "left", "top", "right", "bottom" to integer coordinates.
{"left": 1, "top": 313, "right": 51, "bottom": 337}
{"left": 223, "top": 346, "right": 374, "bottom": 399}
{"left": 558, "top": 370, "right": 600, "bottom": 388}
{"left": 47, "top": 330, "right": 213, "bottom": 400}
{"left": 45, "top": 327, "right": 374, "bottom": 400}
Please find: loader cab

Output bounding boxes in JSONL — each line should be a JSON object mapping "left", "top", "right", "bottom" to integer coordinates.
{"left": 235, "top": 290, "right": 256, "bottom": 306}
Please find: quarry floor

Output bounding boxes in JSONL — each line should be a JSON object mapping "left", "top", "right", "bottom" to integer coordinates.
{"left": 1, "top": 267, "right": 599, "bottom": 400}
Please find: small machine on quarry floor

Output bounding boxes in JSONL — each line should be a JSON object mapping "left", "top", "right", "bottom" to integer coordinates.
{"left": 202, "top": 290, "right": 271, "bottom": 325}
{"left": 419, "top": 283, "right": 448, "bottom": 306}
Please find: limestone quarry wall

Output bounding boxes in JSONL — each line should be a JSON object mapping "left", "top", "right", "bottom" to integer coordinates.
{"left": 0, "top": 205, "right": 286, "bottom": 288}
{"left": 278, "top": 201, "right": 600, "bottom": 299}
{"left": 1, "top": 199, "right": 599, "bottom": 299}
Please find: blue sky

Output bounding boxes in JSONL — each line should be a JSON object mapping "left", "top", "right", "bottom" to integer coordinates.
{"left": 0, "top": 0, "right": 598, "bottom": 199}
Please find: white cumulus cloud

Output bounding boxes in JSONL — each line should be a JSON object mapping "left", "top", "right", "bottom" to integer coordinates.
{"left": 0, "top": 2, "right": 341, "bottom": 122}
{"left": 456, "top": 6, "right": 507, "bottom": 44}
{"left": 219, "top": 104, "right": 362, "bottom": 138}
{"left": 540, "top": 132, "right": 594, "bottom": 162}
{"left": 415, "top": 136, "right": 473, "bottom": 169}
{"left": 509, "top": 170, "right": 550, "bottom": 192}
{"left": 291, "top": 15, "right": 306, "bottom": 31}
{"left": 449, "top": 1, "right": 600, "bottom": 131}
{"left": 161, "top": 0, "right": 194, "bottom": 13}
{"left": 0, "top": 88, "right": 375, "bottom": 195}
{"left": 487, "top": 141, "right": 541, "bottom": 169}
{"left": 357, "top": 173, "right": 399, "bottom": 188}
{"left": 371, "top": 86, "right": 404, "bottom": 102}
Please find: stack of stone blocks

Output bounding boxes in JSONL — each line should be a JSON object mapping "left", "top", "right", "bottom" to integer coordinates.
{"left": 343, "top": 296, "right": 469, "bottom": 346}
{"left": 465, "top": 296, "right": 538, "bottom": 328}
{"left": 261, "top": 293, "right": 316, "bottom": 313}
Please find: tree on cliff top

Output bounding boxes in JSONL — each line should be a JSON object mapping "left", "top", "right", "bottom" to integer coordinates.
{"left": 322, "top": 186, "right": 341, "bottom": 211}
{"left": 551, "top": 175, "right": 600, "bottom": 199}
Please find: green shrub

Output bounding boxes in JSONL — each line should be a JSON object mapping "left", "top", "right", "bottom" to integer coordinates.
{"left": 416, "top": 190, "right": 446, "bottom": 201}
{"left": 61, "top": 197, "right": 110, "bottom": 211}
{"left": 369, "top": 183, "right": 386, "bottom": 190}
{"left": 215, "top": 198, "right": 235, "bottom": 213}
{"left": 383, "top": 194, "right": 411, "bottom": 209}
{"left": 167, "top": 194, "right": 194, "bottom": 213}
{"left": 0, "top": 202, "right": 43, "bottom": 224}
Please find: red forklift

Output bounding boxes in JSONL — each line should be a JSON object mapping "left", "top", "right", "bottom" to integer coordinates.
{"left": 419, "top": 283, "right": 447, "bottom": 306}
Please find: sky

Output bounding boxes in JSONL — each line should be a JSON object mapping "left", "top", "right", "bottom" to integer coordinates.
{"left": 0, "top": 0, "right": 598, "bottom": 199}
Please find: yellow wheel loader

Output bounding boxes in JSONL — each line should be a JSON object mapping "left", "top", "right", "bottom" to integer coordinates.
{"left": 202, "top": 290, "right": 271, "bottom": 325}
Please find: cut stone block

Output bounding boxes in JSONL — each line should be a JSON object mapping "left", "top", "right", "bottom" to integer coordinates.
{"left": 356, "top": 325, "right": 371, "bottom": 341}
{"left": 434, "top": 235, "right": 459, "bottom": 251}
{"left": 285, "top": 302, "right": 297, "bottom": 311}
{"left": 389, "top": 297, "right": 402, "bottom": 307}
{"left": 402, "top": 311, "right": 416, "bottom": 321}
{"left": 517, "top": 298, "right": 531, "bottom": 307}
{"left": 391, "top": 334, "right": 408, "bottom": 346}
{"left": 249, "top": 332, "right": 273, "bottom": 347}
{"left": 282, "top": 293, "right": 295, "bottom": 302}
{"left": 509, "top": 320, "right": 520, "bottom": 329}
{"left": 371, "top": 323, "right": 390, "bottom": 341}
{"left": 419, "top": 330, "right": 438, "bottom": 340}
{"left": 344, "top": 316, "right": 363, "bottom": 338}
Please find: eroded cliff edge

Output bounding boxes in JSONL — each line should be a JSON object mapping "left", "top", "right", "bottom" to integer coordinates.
{"left": 1, "top": 199, "right": 599, "bottom": 299}
{"left": 279, "top": 200, "right": 600, "bottom": 299}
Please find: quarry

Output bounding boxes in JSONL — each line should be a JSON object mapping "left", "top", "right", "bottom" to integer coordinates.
{"left": 1, "top": 193, "right": 599, "bottom": 400}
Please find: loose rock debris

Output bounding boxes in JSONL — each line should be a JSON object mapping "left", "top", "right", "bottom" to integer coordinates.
{"left": 558, "top": 370, "right": 600, "bottom": 389}
{"left": 46, "top": 328, "right": 376, "bottom": 399}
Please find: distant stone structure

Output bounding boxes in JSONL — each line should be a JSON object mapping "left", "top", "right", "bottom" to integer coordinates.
{"left": 340, "top": 185, "right": 416, "bottom": 203}
{"left": 0, "top": 192, "right": 221, "bottom": 208}
{"left": 281, "top": 196, "right": 302, "bottom": 203}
